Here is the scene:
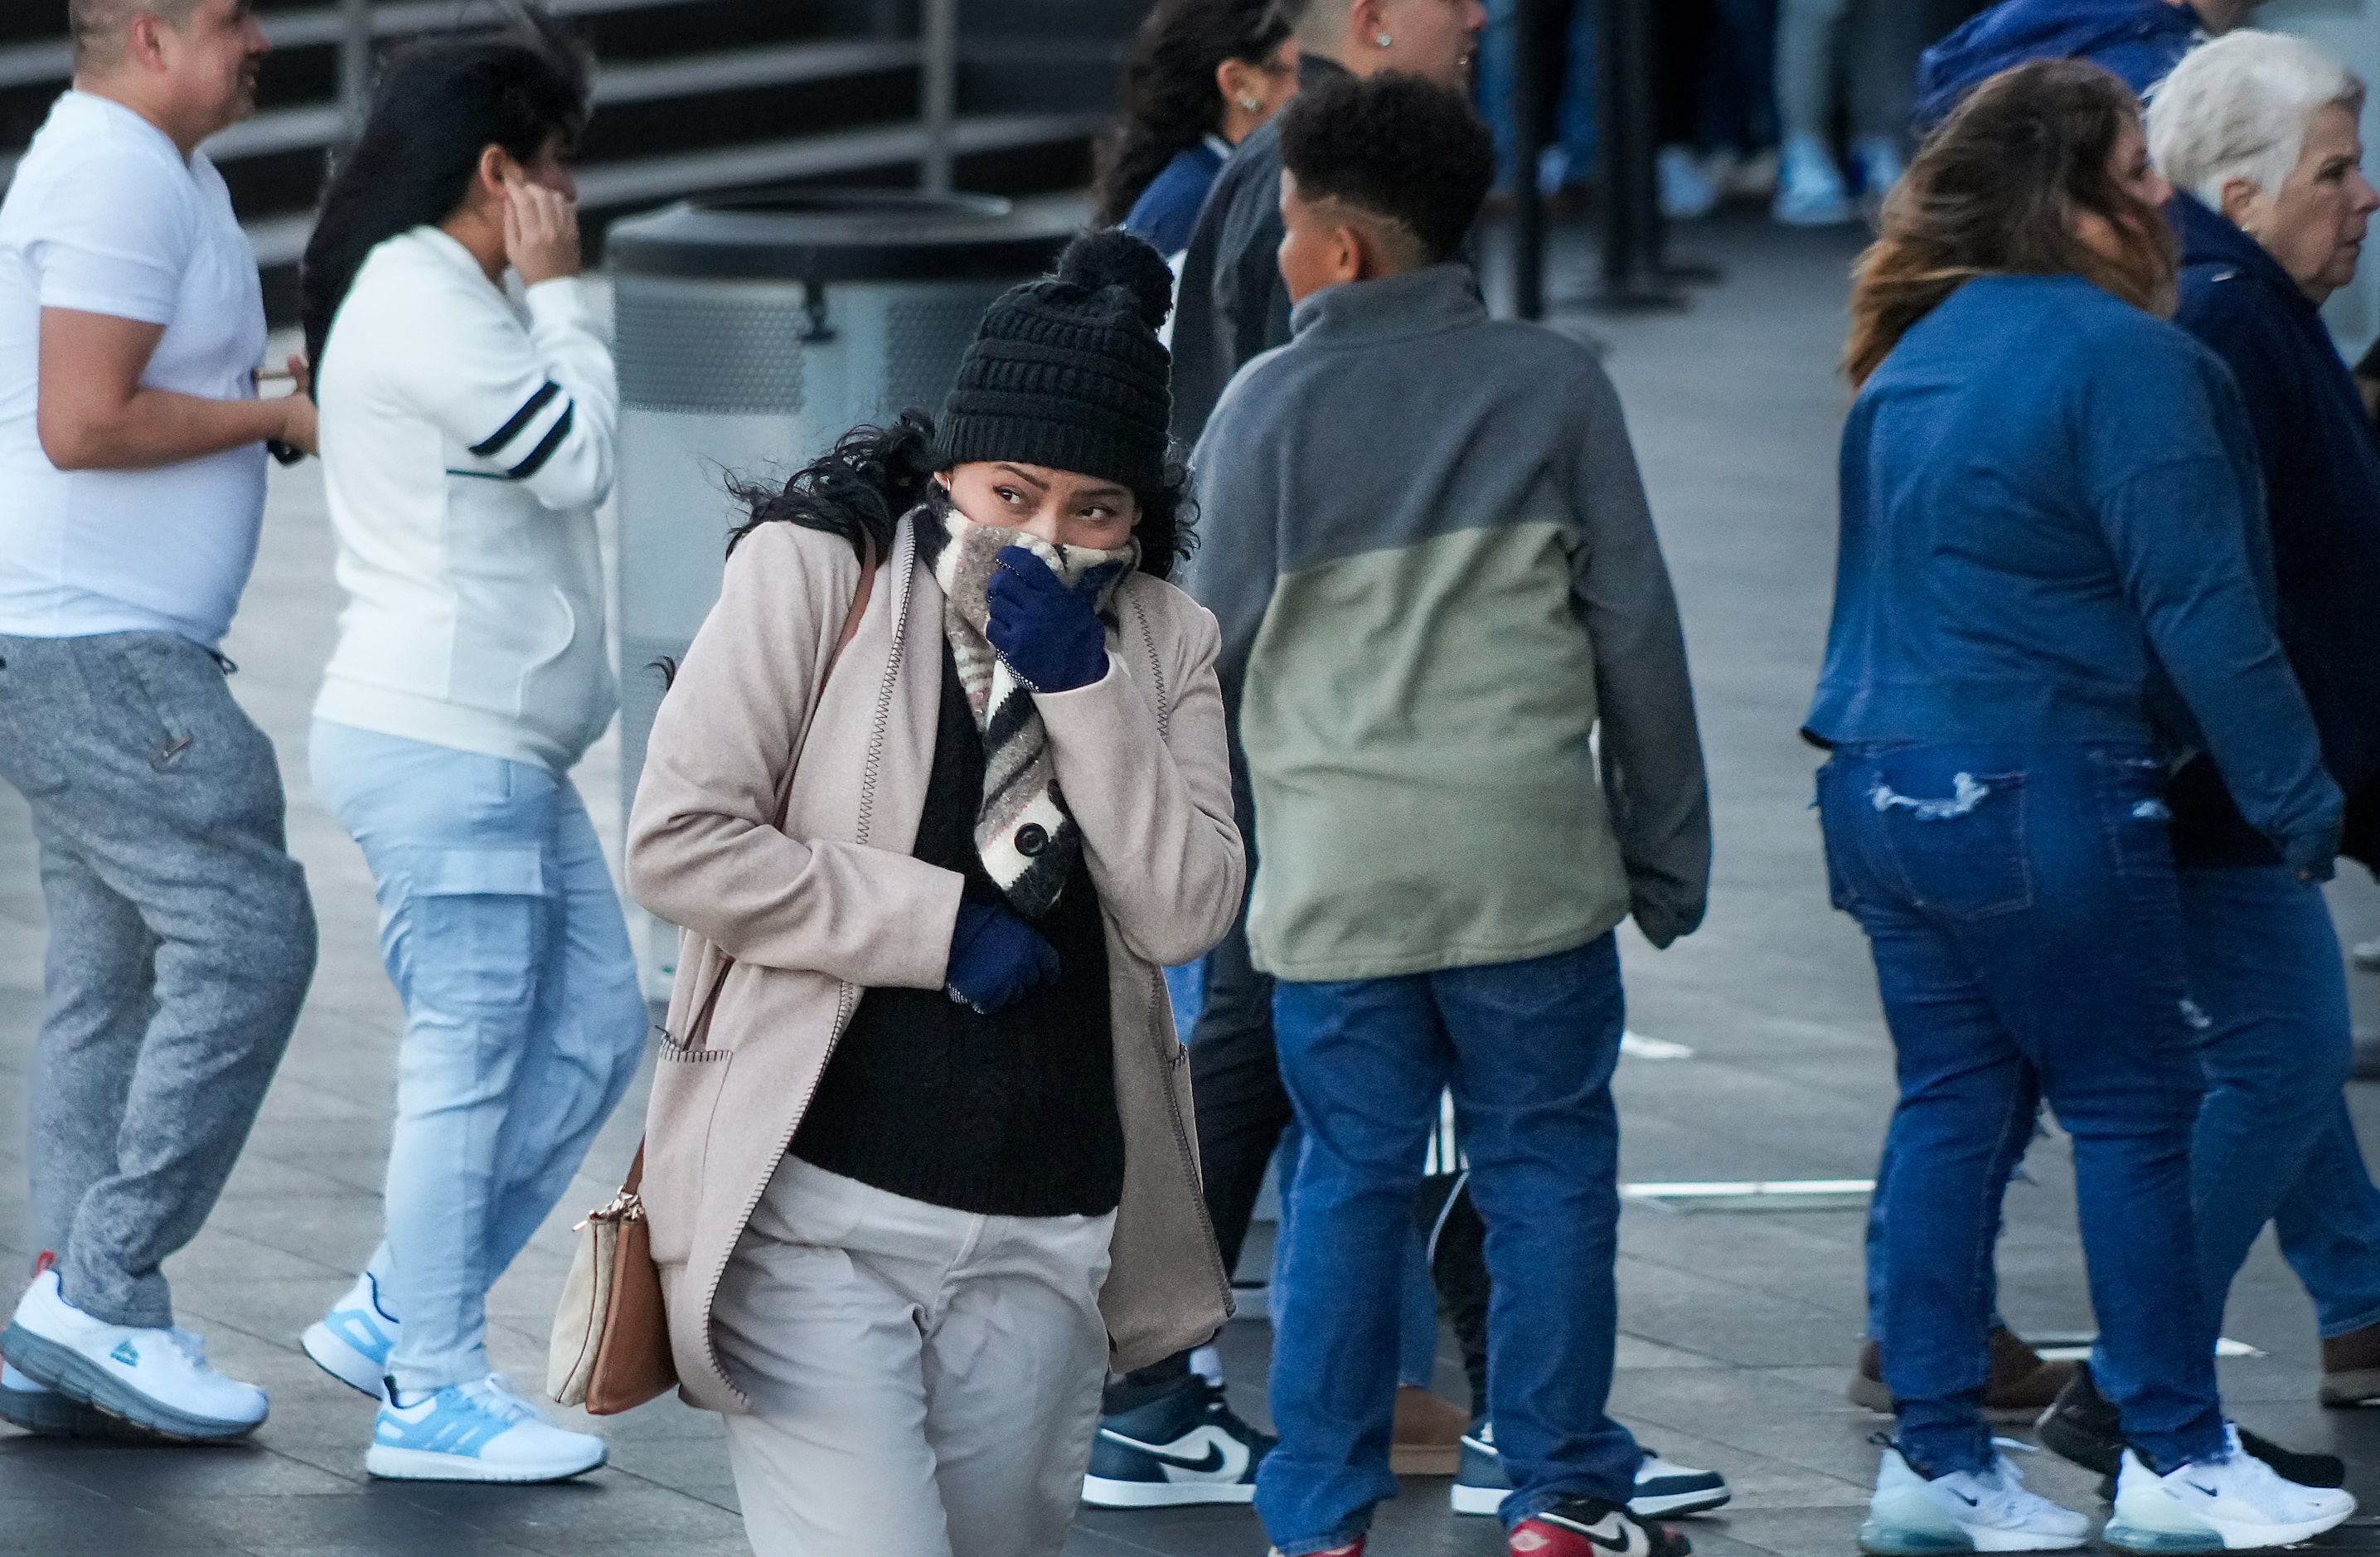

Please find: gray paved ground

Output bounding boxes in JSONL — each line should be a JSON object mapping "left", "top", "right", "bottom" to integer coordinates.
{"left": 9, "top": 210, "right": 2380, "bottom": 1555}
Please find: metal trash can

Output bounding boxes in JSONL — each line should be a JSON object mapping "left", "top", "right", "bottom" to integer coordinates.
{"left": 608, "top": 190, "right": 1074, "bottom": 992}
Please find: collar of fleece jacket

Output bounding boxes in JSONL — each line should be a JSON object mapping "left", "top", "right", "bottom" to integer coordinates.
{"left": 1286, "top": 262, "right": 1486, "bottom": 346}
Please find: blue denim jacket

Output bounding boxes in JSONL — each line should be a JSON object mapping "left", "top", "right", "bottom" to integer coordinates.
{"left": 1805, "top": 274, "right": 2340, "bottom": 872}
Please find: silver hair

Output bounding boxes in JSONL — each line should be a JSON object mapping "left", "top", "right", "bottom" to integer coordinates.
{"left": 2146, "top": 31, "right": 2365, "bottom": 208}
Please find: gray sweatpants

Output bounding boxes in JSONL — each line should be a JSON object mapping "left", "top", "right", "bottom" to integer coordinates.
{"left": 0, "top": 632, "right": 315, "bottom": 1328}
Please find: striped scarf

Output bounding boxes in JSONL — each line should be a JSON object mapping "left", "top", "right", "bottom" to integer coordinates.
{"left": 921, "top": 503, "right": 1139, "bottom": 918}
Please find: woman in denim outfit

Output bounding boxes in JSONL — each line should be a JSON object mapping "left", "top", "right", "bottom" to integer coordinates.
{"left": 1807, "top": 59, "right": 2352, "bottom": 1555}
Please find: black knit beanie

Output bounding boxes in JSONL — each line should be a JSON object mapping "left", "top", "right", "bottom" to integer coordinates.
{"left": 932, "top": 230, "right": 1175, "bottom": 493}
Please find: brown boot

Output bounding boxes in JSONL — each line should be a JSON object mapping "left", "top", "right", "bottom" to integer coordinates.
{"left": 1982, "top": 1326, "right": 2077, "bottom": 1420}
{"left": 1389, "top": 1384, "right": 1468, "bottom": 1475}
{"left": 1848, "top": 1339, "right": 1891, "bottom": 1414}
{"left": 2319, "top": 1320, "right": 2380, "bottom": 1406}
{"left": 1848, "top": 1328, "right": 2077, "bottom": 1420}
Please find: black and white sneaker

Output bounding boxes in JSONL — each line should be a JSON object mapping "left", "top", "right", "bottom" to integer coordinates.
{"left": 1454, "top": 1421, "right": 1731, "bottom": 1520}
{"left": 1080, "top": 1375, "right": 1272, "bottom": 1507}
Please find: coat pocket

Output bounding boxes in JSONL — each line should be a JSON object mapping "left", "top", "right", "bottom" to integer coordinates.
{"left": 644, "top": 1032, "right": 733, "bottom": 1268}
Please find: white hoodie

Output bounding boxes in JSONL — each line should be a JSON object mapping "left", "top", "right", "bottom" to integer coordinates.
{"left": 313, "top": 225, "right": 618, "bottom": 772}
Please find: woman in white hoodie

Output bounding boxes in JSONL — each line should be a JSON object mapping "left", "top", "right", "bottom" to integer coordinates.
{"left": 292, "top": 13, "right": 642, "bottom": 1484}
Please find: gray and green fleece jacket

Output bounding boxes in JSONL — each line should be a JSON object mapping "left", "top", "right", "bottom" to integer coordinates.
{"left": 1185, "top": 263, "right": 1710, "bottom": 982}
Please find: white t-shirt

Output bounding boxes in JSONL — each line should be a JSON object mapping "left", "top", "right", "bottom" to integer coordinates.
{"left": 0, "top": 90, "right": 268, "bottom": 650}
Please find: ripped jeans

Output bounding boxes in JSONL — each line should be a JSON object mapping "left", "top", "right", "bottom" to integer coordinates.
{"left": 310, "top": 720, "right": 648, "bottom": 1394}
{"left": 1818, "top": 742, "right": 2223, "bottom": 1477}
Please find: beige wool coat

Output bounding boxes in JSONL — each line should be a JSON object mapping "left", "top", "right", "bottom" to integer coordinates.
{"left": 625, "top": 513, "right": 1243, "bottom": 1414}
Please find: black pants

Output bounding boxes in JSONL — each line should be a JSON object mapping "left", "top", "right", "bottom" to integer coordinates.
{"left": 1103, "top": 790, "right": 1492, "bottom": 1418}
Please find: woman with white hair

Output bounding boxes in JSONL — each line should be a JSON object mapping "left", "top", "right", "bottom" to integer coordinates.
{"left": 2041, "top": 30, "right": 2380, "bottom": 1452}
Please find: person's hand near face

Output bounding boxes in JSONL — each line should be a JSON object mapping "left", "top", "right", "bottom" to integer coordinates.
{"left": 944, "top": 461, "right": 1137, "bottom": 695}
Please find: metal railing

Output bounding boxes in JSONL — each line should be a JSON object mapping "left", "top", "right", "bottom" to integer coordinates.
{"left": 4, "top": 0, "right": 1097, "bottom": 268}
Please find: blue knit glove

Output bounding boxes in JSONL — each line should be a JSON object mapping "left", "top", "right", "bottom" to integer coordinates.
{"left": 945, "top": 899, "right": 1060, "bottom": 1015}
{"left": 986, "top": 546, "right": 1116, "bottom": 693}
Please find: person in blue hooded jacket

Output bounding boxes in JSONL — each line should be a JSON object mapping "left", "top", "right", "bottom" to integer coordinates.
{"left": 1914, "top": 0, "right": 2263, "bottom": 130}
{"left": 1814, "top": 59, "right": 2353, "bottom": 1557}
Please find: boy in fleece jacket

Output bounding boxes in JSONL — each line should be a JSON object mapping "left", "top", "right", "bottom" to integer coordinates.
{"left": 1185, "top": 71, "right": 1711, "bottom": 1557}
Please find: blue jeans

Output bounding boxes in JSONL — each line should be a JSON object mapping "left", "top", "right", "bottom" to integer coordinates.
{"left": 1260, "top": 938, "right": 1639, "bottom": 1553}
{"left": 1820, "top": 743, "right": 2222, "bottom": 1477}
{"left": 1163, "top": 961, "right": 1441, "bottom": 1388}
{"left": 2180, "top": 866, "right": 2380, "bottom": 1337}
{"left": 311, "top": 721, "right": 647, "bottom": 1394}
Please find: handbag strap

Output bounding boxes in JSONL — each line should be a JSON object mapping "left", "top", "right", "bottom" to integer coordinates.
{"left": 621, "top": 1140, "right": 646, "bottom": 1197}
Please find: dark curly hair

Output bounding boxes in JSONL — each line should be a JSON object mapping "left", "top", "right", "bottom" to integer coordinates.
{"left": 726, "top": 412, "right": 1195, "bottom": 583}
{"left": 1275, "top": 72, "right": 1495, "bottom": 265}
{"left": 1092, "top": 0, "right": 1293, "bottom": 227}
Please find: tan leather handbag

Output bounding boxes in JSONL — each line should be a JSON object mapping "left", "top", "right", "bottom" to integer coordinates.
{"left": 548, "top": 536, "right": 879, "bottom": 1415}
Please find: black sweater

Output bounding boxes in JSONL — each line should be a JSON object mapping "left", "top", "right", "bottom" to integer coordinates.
{"left": 792, "top": 643, "right": 1123, "bottom": 1217}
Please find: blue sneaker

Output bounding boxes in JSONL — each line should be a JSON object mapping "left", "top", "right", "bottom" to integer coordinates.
{"left": 366, "top": 1372, "right": 606, "bottom": 1482}
{"left": 301, "top": 1272, "right": 397, "bottom": 1398}
{"left": 1452, "top": 1421, "right": 1732, "bottom": 1519}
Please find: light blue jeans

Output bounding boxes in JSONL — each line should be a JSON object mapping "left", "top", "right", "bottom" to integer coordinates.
{"left": 311, "top": 720, "right": 647, "bottom": 1395}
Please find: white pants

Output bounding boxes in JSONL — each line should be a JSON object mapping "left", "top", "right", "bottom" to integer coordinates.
{"left": 713, "top": 1158, "right": 1117, "bottom": 1557}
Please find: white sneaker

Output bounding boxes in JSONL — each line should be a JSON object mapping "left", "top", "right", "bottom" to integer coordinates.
{"left": 1851, "top": 135, "right": 1907, "bottom": 218}
{"left": 1859, "top": 1445, "right": 2090, "bottom": 1555}
{"left": 2104, "top": 1428, "right": 2357, "bottom": 1552}
{"left": 1658, "top": 144, "right": 1720, "bottom": 221}
{"left": 1, "top": 1268, "right": 266, "bottom": 1439}
{"left": 1773, "top": 131, "right": 1855, "bottom": 226}
{"left": 367, "top": 1372, "right": 607, "bottom": 1482}
{"left": 301, "top": 1270, "right": 398, "bottom": 1398}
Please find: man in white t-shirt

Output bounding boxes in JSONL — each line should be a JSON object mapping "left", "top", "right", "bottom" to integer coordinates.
{"left": 0, "top": 0, "right": 320, "bottom": 1443}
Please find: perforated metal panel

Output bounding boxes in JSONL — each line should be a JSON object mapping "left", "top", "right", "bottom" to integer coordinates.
{"left": 880, "top": 294, "right": 988, "bottom": 419}
{"left": 617, "top": 293, "right": 808, "bottom": 414}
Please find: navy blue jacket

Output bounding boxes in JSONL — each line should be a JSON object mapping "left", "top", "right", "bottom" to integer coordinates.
{"left": 1915, "top": 0, "right": 2198, "bottom": 129}
{"left": 1122, "top": 139, "right": 1226, "bottom": 261}
{"left": 2163, "top": 192, "right": 2380, "bottom": 868}
{"left": 1805, "top": 273, "right": 2339, "bottom": 872}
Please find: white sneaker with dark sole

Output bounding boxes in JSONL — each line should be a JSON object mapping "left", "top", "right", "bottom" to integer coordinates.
{"left": 0, "top": 1358, "right": 154, "bottom": 1439}
{"left": 366, "top": 1373, "right": 605, "bottom": 1483}
{"left": 1, "top": 1268, "right": 265, "bottom": 1441}
{"left": 2102, "top": 1430, "right": 2356, "bottom": 1552}
{"left": 1452, "top": 1421, "right": 1732, "bottom": 1519}
{"left": 1858, "top": 1444, "right": 2088, "bottom": 1555}
{"left": 300, "top": 1271, "right": 397, "bottom": 1398}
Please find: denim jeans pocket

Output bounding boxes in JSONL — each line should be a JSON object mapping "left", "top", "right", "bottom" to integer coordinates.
{"left": 2092, "top": 751, "right": 2175, "bottom": 879}
{"left": 1868, "top": 768, "right": 2033, "bottom": 919}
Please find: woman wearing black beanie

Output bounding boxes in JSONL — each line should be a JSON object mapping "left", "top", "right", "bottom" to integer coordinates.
{"left": 623, "top": 230, "right": 1244, "bottom": 1557}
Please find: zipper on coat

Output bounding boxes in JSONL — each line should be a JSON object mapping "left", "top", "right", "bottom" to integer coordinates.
{"left": 696, "top": 525, "right": 917, "bottom": 1406}
{"left": 1148, "top": 963, "right": 1236, "bottom": 1321}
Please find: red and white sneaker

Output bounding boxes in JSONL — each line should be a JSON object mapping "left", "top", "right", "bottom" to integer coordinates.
{"left": 1512, "top": 1497, "right": 1692, "bottom": 1557}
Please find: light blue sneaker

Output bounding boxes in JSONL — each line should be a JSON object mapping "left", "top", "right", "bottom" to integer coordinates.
{"left": 301, "top": 1272, "right": 397, "bottom": 1397}
{"left": 366, "top": 1372, "right": 607, "bottom": 1482}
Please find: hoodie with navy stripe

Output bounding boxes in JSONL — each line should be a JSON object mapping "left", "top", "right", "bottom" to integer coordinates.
{"left": 314, "top": 225, "right": 619, "bottom": 772}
